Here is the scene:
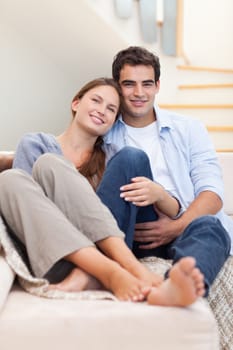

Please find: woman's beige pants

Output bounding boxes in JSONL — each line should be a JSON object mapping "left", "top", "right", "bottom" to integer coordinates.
{"left": 0, "top": 154, "right": 124, "bottom": 282}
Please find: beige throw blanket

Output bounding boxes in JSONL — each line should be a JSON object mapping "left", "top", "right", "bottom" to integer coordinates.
{"left": 0, "top": 216, "right": 232, "bottom": 349}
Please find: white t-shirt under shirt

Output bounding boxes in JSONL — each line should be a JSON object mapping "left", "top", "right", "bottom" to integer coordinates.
{"left": 125, "top": 121, "right": 176, "bottom": 194}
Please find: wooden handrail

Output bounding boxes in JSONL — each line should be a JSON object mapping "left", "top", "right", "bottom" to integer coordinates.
{"left": 178, "top": 83, "right": 233, "bottom": 89}
{"left": 216, "top": 149, "right": 233, "bottom": 153}
{"left": 177, "top": 65, "right": 233, "bottom": 74}
{"left": 207, "top": 126, "right": 233, "bottom": 132}
{"left": 176, "top": 0, "right": 184, "bottom": 57}
{"left": 159, "top": 104, "right": 233, "bottom": 109}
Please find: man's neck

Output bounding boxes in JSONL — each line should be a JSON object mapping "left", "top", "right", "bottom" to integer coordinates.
{"left": 122, "top": 112, "right": 156, "bottom": 128}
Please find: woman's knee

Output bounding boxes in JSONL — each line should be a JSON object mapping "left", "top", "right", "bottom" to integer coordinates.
{"left": 33, "top": 153, "right": 58, "bottom": 174}
{"left": 0, "top": 169, "right": 31, "bottom": 203}
{"left": 33, "top": 153, "right": 71, "bottom": 179}
{"left": 0, "top": 169, "right": 27, "bottom": 191}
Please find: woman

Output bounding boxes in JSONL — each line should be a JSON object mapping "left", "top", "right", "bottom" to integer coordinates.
{"left": 0, "top": 78, "right": 204, "bottom": 305}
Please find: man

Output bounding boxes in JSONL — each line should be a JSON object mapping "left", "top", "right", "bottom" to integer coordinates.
{"left": 103, "top": 46, "right": 233, "bottom": 295}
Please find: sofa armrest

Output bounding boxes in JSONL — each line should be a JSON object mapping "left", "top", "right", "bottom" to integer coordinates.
{"left": 0, "top": 152, "right": 14, "bottom": 172}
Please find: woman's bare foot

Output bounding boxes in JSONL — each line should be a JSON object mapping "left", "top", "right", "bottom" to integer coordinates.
{"left": 48, "top": 268, "right": 102, "bottom": 292}
{"left": 48, "top": 266, "right": 150, "bottom": 302}
{"left": 147, "top": 257, "right": 205, "bottom": 307}
{"left": 106, "top": 267, "right": 151, "bottom": 301}
{"left": 96, "top": 237, "right": 163, "bottom": 288}
{"left": 129, "top": 262, "right": 164, "bottom": 287}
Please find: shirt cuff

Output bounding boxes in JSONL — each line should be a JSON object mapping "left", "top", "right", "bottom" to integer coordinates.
{"left": 171, "top": 196, "right": 184, "bottom": 219}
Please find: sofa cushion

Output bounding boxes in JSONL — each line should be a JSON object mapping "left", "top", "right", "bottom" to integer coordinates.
{"left": 208, "top": 255, "right": 233, "bottom": 349}
{"left": 0, "top": 217, "right": 220, "bottom": 350}
{"left": 0, "top": 283, "right": 219, "bottom": 350}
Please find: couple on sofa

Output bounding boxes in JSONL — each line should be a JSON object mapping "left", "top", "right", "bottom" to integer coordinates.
{"left": 0, "top": 47, "right": 231, "bottom": 306}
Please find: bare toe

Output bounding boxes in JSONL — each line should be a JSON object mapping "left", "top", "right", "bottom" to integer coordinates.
{"left": 178, "top": 257, "right": 196, "bottom": 274}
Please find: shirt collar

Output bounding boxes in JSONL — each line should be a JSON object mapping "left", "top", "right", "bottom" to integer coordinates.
{"left": 154, "top": 105, "right": 174, "bottom": 131}
{"left": 104, "top": 105, "right": 173, "bottom": 143}
{"left": 119, "top": 105, "right": 174, "bottom": 131}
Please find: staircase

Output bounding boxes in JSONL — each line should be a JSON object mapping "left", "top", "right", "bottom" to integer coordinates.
{"left": 158, "top": 64, "right": 233, "bottom": 152}
{"left": 1, "top": 0, "right": 232, "bottom": 152}
{"left": 89, "top": 0, "right": 233, "bottom": 152}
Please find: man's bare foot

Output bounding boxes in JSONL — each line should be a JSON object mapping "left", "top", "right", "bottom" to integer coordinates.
{"left": 147, "top": 257, "right": 205, "bottom": 307}
{"left": 48, "top": 268, "right": 102, "bottom": 292}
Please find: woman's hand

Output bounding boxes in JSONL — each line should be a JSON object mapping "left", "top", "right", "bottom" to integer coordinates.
{"left": 120, "top": 177, "right": 164, "bottom": 207}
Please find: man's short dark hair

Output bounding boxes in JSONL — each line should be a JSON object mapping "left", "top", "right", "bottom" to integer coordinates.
{"left": 112, "top": 46, "right": 160, "bottom": 83}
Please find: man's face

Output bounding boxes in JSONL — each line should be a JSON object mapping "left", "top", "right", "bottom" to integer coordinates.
{"left": 118, "top": 64, "right": 160, "bottom": 126}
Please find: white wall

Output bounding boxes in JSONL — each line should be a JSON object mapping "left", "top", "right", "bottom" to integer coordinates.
{"left": 0, "top": 0, "right": 126, "bottom": 150}
{"left": 1, "top": 0, "right": 232, "bottom": 150}
{"left": 0, "top": 20, "right": 72, "bottom": 149}
{"left": 88, "top": 0, "right": 233, "bottom": 67}
{"left": 183, "top": 0, "right": 233, "bottom": 68}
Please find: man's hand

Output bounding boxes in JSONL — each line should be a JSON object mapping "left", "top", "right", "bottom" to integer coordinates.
{"left": 134, "top": 213, "right": 184, "bottom": 249}
{"left": 133, "top": 191, "right": 223, "bottom": 249}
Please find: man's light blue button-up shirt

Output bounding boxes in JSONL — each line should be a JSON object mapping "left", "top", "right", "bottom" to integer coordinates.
{"left": 104, "top": 106, "right": 233, "bottom": 253}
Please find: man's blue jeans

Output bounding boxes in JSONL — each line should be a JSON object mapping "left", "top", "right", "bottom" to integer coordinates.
{"left": 97, "top": 147, "right": 231, "bottom": 295}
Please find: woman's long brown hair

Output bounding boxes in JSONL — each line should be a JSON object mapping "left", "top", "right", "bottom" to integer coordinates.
{"left": 71, "top": 78, "right": 121, "bottom": 190}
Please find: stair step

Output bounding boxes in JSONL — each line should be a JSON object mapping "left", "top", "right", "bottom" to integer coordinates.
{"left": 177, "top": 65, "right": 233, "bottom": 74}
{"left": 159, "top": 104, "right": 233, "bottom": 109}
{"left": 178, "top": 83, "right": 233, "bottom": 89}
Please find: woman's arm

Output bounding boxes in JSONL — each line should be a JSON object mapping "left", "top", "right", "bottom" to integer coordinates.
{"left": 13, "top": 133, "right": 62, "bottom": 174}
{"left": 120, "top": 177, "right": 180, "bottom": 218}
{"left": 152, "top": 184, "right": 181, "bottom": 218}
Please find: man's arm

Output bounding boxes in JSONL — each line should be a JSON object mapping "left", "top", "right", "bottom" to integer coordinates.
{"left": 134, "top": 190, "right": 222, "bottom": 248}
{"left": 176, "top": 190, "right": 222, "bottom": 232}
{"left": 135, "top": 116, "right": 224, "bottom": 248}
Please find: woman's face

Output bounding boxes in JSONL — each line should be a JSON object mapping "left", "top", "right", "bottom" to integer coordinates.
{"left": 72, "top": 85, "right": 120, "bottom": 136}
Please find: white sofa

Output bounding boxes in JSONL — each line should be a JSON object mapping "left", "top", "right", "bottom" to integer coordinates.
{"left": 0, "top": 152, "right": 232, "bottom": 350}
